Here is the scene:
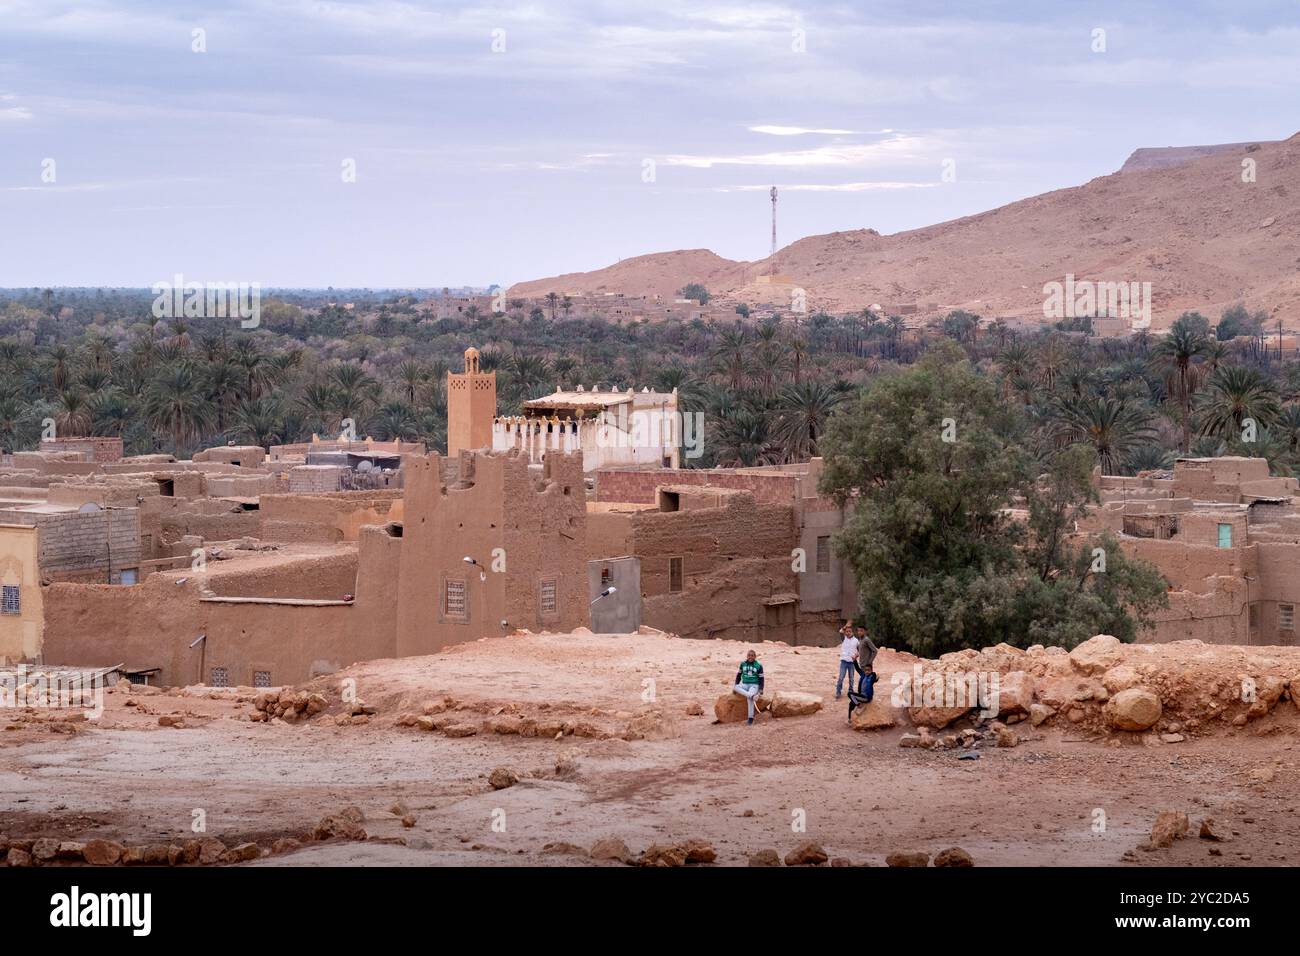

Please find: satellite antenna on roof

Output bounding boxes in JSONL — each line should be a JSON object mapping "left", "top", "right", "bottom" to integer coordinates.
{"left": 77, "top": 503, "right": 101, "bottom": 513}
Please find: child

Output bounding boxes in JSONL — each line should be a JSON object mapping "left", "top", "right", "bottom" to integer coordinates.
{"left": 733, "top": 649, "right": 765, "bottom": 725}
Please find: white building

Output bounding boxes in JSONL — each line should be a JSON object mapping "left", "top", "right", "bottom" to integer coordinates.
{"left": 492, "top": 386, "right": 681, "bottom": 472}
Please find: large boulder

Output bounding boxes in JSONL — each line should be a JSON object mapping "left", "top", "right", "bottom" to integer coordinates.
{"left": 1069, "top": 634, "right": 1124, "bottom": 675}
{"left": 1100, "top": 664, "right": 1144, "bottom": 694}
{"left": 1105, "top": 687, "right": 1162, "bottom": 731}
{"left": 714, "top": 691, "right": 769, "bottom": 723}
{"left": 784, "top": 842, "right": 829, "bottom": 866}
{"left": 994, "top": 671, "right": 1034, "bottom": 716}
{"left": 850, "top": 700, "right": 900, "bottom": 731}
{"left": 908, "top": 705, "right": 970, "bottom": 729}
{"left": 769, "top": 691, "right": 823, "bottom": 718}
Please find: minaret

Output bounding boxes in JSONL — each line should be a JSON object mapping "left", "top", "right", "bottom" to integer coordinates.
{"left": 447, "top": 347, "right": 497, "bottom": 456}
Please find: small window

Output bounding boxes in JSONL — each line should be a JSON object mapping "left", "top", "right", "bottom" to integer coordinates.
{"left": 1, "top": 585, "right": 19, "bottom": 615}
{"left": 444, "top": 579, "right": 467, "bottom": 620}
{"left": 119, "top": 569, "right": 138, "bottom": 586}
{"left": 540, "top": 578, "right": 557, "bottom": 614}
{"left": 669, "top": 557, "right": 683, "bottom": 593}
{"left": 600, "top": 566, "right": 611, "bottom": 587}
{"left": 1217, "top": 523, "right": 1233, "bottom": 548}
{"left": 1281, "top": 604, "right": 1295, "bottom": 631}
{"left": 815, "top": 536, "right": 831, "bottom": 574}
{"left": 253, "top": 670, "right": 272, "bottom": 688}
{"left": 209, "top": 667, "right": 229, "bottom": 688}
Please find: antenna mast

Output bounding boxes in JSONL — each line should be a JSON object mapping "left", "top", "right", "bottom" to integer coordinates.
{"left": 769, "top": 186, "right": 778, "bottom": 259}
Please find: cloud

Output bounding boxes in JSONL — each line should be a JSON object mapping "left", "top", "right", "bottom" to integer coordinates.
{"left": 718, "top": 181, "right": 940, "bottom": 191}
{"left": 0, "top": 106, "right": 33, "bottom": 120}
{"left": 748, "top": 125, "right": 859, "bottom": 136}
{"left": 662, "top": 134, "right": 935, "bottom": 169}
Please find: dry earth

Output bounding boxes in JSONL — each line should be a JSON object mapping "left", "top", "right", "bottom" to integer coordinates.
{"left": 3, "top": 629, "right": 1299, "bottom": 867}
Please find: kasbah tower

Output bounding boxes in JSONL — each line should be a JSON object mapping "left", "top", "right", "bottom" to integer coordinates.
{"left": 447, "top": 347, "right": 496, "bottom": 455}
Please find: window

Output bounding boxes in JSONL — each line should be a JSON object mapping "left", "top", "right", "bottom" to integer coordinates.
{"left": 1217, "top": 523, "right": 1233, "bottom": 548}
{"left": 444, "top": 579, "right": 467, "bottom": 620}
{"left": 1281, "top": 604, "right": 1295, "bottom": 631}
{"left": 253, "top": 670, "right": 272, "bottom": 688}
{"left": 540, "top": 578, "right": 557, "bottom": 614}
{"left": 600, "top": 566, "right": 611, "bottom": 587}
{"left": 815, "top": 536, "right": 831, "bottom": 574}
{"left": 1, "top": 586, "right": 18, "bottom": 615}
{"left": 669, "top": 557, "right": 683, "bottom": 593}
{"left": 119, "top": 569, "right": 138, "bottom": 586}
{"left": 209, "top": 667, "right": 229, "bottom": 688}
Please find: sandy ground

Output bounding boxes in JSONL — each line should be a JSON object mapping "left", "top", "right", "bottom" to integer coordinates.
{"left": 3, "top": 630, "right": 1298, "bottom": 866}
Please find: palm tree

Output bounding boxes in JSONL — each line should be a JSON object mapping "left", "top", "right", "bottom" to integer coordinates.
{"left": 771, "top": 381, "right": 844, "bottom": 462}
{"left": 1150, "top": 315, "right": 1210, "bottom": 451}
{"left": 397, "top": 360, "right": 427, "bottom": 404}
{"left": 1048, "top": 394, "right": 1158, "bottom": 475}
{"left": 230, "top": 396, "right": 283, "bottom": 448}
{"left": 714, "top": 409, "right": 780, "bottom": 467}
{"left": 55, "top": 390, "right": 92, "bottom": 437}
{"left": 145, "top": 364, "right": 214, "bottom": 453}
{"left": 1195, "top": 364, "right": 1281, "bottom": 443}
{"left": 711, "top": 328, "right": 750, "bottom": 391}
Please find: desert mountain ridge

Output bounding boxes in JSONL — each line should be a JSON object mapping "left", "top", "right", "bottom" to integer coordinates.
{"left": 508, "top": 133, "right": 1300, "bottom": 328}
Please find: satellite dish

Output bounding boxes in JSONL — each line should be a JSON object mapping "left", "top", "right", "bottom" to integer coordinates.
{"left": 356, "top": 460, "right": 374, "bottom": 473}
{"left": 77, "top": 503, "right": 101, "bottom": 513}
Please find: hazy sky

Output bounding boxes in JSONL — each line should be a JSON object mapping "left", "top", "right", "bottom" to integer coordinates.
{"left": 2, "top": 0, "right": 1298, "bottom": 288}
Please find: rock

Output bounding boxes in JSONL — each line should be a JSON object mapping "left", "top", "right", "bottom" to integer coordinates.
{"left": 994, "top": 725, "right": 1018, "bottom": 748}
{"left": 784, "top": 842, "right": 829, "bottom": 866}
{"left": 542, "top": 841, "right": 588, "bottom": 857}
{"left": 908, "top": 706, "right": 970, "bottom": 729}
{"left": 1069, "top": 634, "right": 1124, "bottom": 675}
{"left": 271, "top": 837, "right": 302, "bottom": 855}
{"left": 1105, "top": 687, "right": 1162, "bottom": 731}
{"left": 1246, "top": 675, "right": 1285, "bottom": 718}
{"left": 31, "top": 838, "right": 58, "bottom": 862}
{"left": 714, "top": 691, "right": 769, "bottom": 723}
{"left": 82, "top": 839, "right": 125, "bottom": 866}
{"left": 489, "top": 767, "right": 520, "bottom": 790}
{"left": 1029, "top": 703, "right": 1055, "bottom": 726}
{"left": 313, "top": 813, "right": 367, "bottom": 842}
{"left": 898, "top": 733, "right": 925, "bottom": 748}
{"left": 554, "top": 756, "right": 580, "bottom": 779}
{"left": 443, "top": 722, "right": 478, "bottom": 737}
{"left": 401, "top": 814, "right": 417, "bottom": 828}
{"left": 933, "top": 847, "right": 975, "bottom": 867}
{"left": 769, "top": 691, "right": 823, "bottom": 718}
{"left": 1199, "top": 817, "right": 1224, "bottom": 841}
{"left": 885, "top": 851, "right": 929, "bottom": 867}
{"left": 6, "top": 848, "right": 31, "bottom": 867}
{"left": 143, "top": 844, "right": 170, "bottom": 864}
{"left": 995, "top": 671, "right": 1034, "bottom": 715}
{"left": 830, "top": 857, "right": 853, "bottom": 867}
{"left": 488, "top": 714, "right": 526, "bottom": 735}
{"left": 56, "top": 841, "right": 86, "bottom": 861}
{"left": 685, "top": 701, "right": 704, "bottom": 716}
{"left": 1150, "top": 810, "right": 1189, "bottom": 848}
{"left": 181, "top": 840, "right": 202, "bottom": 864}
{"left": 683, "top": 839, "right": 717, "bottom": 864}
{"left": 590, "top": 838, "right": 634, "bottom": 863}
{"left": 415, "top": 716, "right": 436, "bottom": 731}
{"left": 120, "top": 846, "right": 144, "bottom": 865}
{"left": 748, "top": 849, "right": 782, "bottom": 867}
{"left": 1160, "top": 733, "right": 1185, "bottom": 743}
{"left": 220, "top": 842, "right": 261, "bottom": 864}
{"left": 1248, "top": 766, "right": 1276, "bottom": 784}
{"left": 197, "top": 839, "right": 227, "bottom": 865}
{"left": 640, "top": 844, "right": 688, "bottom": 867}
{"left": 1100, "top": 664, "right": 1143, "bottom": 694}
{"left": 850, "top": 700, "right": 900, "bottom": 730}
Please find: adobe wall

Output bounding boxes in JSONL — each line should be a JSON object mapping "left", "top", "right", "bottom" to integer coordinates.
{"left": 641, "top": 555, "right": 799, "bottom": 643}
{"left": 41, "top": 575, "right": 383, "bottom": 686}
{"left": 394, "top": 450, "right": 587, "bottom": 657}
{"left": 259, "top": 492, "right": 403, "bottom": 544}
{"left": 596, "top": 467, "right": 801, "bottom": 505}
{"left": 1118, "top": 537, "right": 1256, "bottom": 590}
{"left": 198, "top": 550, "right": 358, "bottom": 600}
{"left": 586, "top": 509, "right": 636, "bottom": 560}
{"left": 0, "top": 525, "right": 41, "bottom": 662}
{"left": 39, "top": 437, "right": 124, "bottom": 463}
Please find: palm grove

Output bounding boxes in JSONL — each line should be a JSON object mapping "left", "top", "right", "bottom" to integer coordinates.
{"left": 6, "top": 288, "right": 1294, "bottom": 652}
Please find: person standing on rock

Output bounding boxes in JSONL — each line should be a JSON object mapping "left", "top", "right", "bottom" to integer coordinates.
{"left": 854, "top": 625, "right": 878, "bottom": 693}
{"left": 733, "top": 649, "right": 765, "bottom": 725}
{"left": 835, "top": 622, "right": 859, "bottom": 700}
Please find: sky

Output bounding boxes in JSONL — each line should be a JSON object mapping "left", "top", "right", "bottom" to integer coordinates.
{"left": 1, "top": 0, "right": 1298, "bottom": 288}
